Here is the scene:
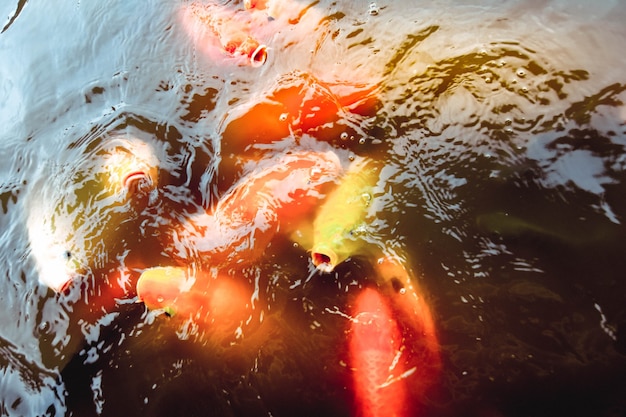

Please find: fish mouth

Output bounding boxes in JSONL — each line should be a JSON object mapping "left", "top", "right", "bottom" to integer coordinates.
{"left": 250, "top": 44, "right": 268, "bottom": 67}
{"left": 58, "top": 278, "right": 75, "bottom": 294}
{"left": 311, "top": 246, "right": 338, "bottom": 273}
{"left": 123, "top": 171, "right": 153, "bottom": 194}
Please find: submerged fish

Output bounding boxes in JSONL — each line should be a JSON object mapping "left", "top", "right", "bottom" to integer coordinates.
{"left": 179, "top": 2, "right": 268, "bottom": 66}
{"left": 26, "top": 136, "right": 160, "bottom": 292}
{"left": 476, "top": 211, "right": 616, "bottom": 246}
{"left": 168, "top": 150, "right": 344, "bottom": 268}
{"left": 350, "top": 257, "right": 440, "bottom": 417}
{"left": 308, "top": 157, "right": 381, "bottom": 272}
{"left": 136, "top": 266, "right": 252, "bottom": 336}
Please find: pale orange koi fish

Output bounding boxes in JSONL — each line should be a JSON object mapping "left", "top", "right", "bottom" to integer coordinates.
{"left": 179, "top": 1, "right": 268, "bottom": 66}
{"left": 167, "top": 150, "right": 344, "bottom": 268}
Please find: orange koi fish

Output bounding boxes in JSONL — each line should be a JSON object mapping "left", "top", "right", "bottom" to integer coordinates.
{"left": 136, "top": 266, "right": 252, "bottom": 335}
{"left": 374, "top": 256, "right": 440, "bottom": 368}
{"left": 350, "top": 258, "right": 440, "bottom": 417}
{"left": 168, "top": 150, "right": 344, "bottom": 268}
{"left": 220, "top": 71, "right": 379, "bottom": 150}
{"left": 350, "top": 287, "right": 407, "bottom": 417}
{"left": 180, "top": 1, "right": 268, "bottom": 66}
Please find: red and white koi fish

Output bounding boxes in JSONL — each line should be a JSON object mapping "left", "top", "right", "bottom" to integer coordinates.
{"left": 167, "top": 150, "right": 344, "bottom": 268}
{"left": 179, "top": 1, "right": 268, "bottom": 66}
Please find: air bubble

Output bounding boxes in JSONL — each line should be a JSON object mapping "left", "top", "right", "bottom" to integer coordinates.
{"left": 358, "top": 138, "right": 366, "bottom": 144}
{"left": 279, "top": 113, "right": 288, "bottom": 122}
{"left": 340, "top": 132, "right": 349, "bottom": 140}
{"left": 516, "top": 69, "right": 526, "bottom": 78}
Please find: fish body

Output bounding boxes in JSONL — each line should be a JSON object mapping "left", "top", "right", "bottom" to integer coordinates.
{"left": 349, "top": 287, "right": 408, "bottom": 417}
{"left": 475, "top": 211, "right": 616, "bottom": 246}
{"left": 180, "top": 2, "right": 268, "bottom": 66}
{"left": 310, "top": 157, "right": 380, "bottom": 272}
{"left": 374, "top": 256, "right": 440, "bottom": 366}
{"left": 221, "top": 71, "right": 379, "bottom": 151}
{"left": 170, "top": 150, "right": 344, "bottom": 268}
{"left": 136, "top": 266, "right": 252, "bottom": 337}
{"left": 27, "top": 136, "right": 160, "bottom": 292}
{"left": 350, "top": 258, "right": 441, "bottom": 417}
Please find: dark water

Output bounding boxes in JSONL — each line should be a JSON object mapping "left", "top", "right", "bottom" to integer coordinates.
{"left": 2, "top": 0, "right": 626, "bottom": 416}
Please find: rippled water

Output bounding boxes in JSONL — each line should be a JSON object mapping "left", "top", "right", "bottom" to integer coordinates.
{"left": 2, "top": 0, "right": 626, "bottom": 416}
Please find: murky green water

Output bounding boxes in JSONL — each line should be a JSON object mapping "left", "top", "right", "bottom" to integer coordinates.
{"left": 1, "top": 0, "right": 626, "bottom": 416}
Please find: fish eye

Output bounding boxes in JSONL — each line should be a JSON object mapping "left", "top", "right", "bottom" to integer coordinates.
{"left": 63, "top": 250, "right": 72, "bottom": 260}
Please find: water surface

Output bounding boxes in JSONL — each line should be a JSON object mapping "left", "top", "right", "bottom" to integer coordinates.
{"left": 1, "top": 0, "right": 626, "bottom": 416}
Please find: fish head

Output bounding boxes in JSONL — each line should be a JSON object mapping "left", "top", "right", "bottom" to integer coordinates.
{"left": 136, "top": 266, "right": 193, "bottom": 315}
{"left": 27, "top": 135, "right": 162, "bottom": 293}
{"left": 311, "top": 158, "right": 380, "bottom": 272}
{"left": 95, "top": 137, "right": 159, "bottom": 205}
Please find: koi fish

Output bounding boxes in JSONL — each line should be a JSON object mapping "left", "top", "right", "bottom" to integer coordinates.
{"left": 168, "top": 150, "right": 344, "bottom": 268}
{"left": 136, "top": 266, "right": 252, "bottom": 335}
{"left": 220, "top": 71, "right": 380, "bottom": 151}
{"left": 476, "top": 211, "right": 616, "bottom": 246}
{"left": 308, "top": 157, "right": 381, "bottom": 272}
{"left": 349, "top": 287, "right": 408, "bottom": 417}
{"left": 179, "top": 2, "right": 268, "bottom": 66}
{"left": 374, "top": 256, "right": 440, "bottom": 367}
{"left": 350, "top": 257, "right": 440, "bottom": 417}
{"left": 27, "top": 136, "right": 160, "bottom": 292}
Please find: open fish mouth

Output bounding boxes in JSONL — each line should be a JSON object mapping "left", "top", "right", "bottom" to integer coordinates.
{"left": 123, "top": 171, "right": 154, "bottom": 195}
{"left": 250, "top": 44, "right": 268, "bottom": 67}
{"left": 311, "top": 249, "right": 338, "bottom": 273}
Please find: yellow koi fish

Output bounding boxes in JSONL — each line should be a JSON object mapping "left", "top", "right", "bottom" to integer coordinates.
{"left": 309, "top": 157, "right": 381, "bottom": 272}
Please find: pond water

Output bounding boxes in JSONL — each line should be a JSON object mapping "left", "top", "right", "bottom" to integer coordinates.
{"left": 1, "top": 0, "right": 626, "bottom": 416}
